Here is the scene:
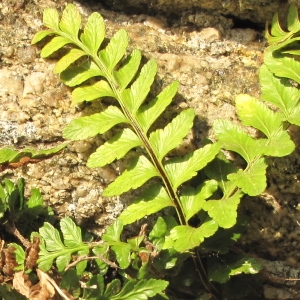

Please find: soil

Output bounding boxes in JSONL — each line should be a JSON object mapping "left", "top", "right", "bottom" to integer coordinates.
{"left": 1, "top": 0, "right": 300, "bottom": 299}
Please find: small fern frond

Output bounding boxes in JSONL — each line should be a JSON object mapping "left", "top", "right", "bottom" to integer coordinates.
{"left": 38, "top": 217, "right": 90, "bottom": 272}
{"left": 264, "top": 51, "right": 300, "bottom": 84}
{"left": 260, "top": 65, "right": 300, "bottom": 125}
{"left": 265, "top": 5, "right": 300, "bottom": 46}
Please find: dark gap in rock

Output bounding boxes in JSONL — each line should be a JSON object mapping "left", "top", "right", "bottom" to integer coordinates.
{"left": 227, "top": 14, "right": 264, "bottom": 30}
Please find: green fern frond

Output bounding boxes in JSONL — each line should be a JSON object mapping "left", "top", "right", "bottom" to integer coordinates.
{"left": 265, "top": 5, "right": 300, "bottom": 47}
{"left": 33, "top": 4, "right": 220, "bottom": 234}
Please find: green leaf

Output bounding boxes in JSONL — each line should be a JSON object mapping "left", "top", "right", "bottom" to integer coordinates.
{"left": 59, "top": 4, "right": 81, "bottom": 38}
{"left": 43, "top": 7, "right": 60, "bottom": 31}
{"left": 39, "top": 222, "right": 66, "bottom": 252}
{"left": 92, "top": 245, "right": 109, "bottom": 272}
{"left": 208, "top": 254, "right": 262, "bottom": 283}
{"left": 103, "top": 155, "right": 159, "bottom": 196}
{"left": 102, "top": 219, "right": 123, "bottom": 243}
{"left": 260, "top": 64, "right": 300, "bottom": 125}
{"left": 129, "top": 59, "right": 157, "bottom": 113}
{"left": 203, "top": 191, "right": 243, "bottom": 228}
{"left": 137, "top": 81, "right": 179, "bottom": 133}
{"left": 0, "top": 148, "right": 19, "bottom": 163}
{"left": 60, "top": 269, "right": 81, "bottom": 298}
{"left": 227, "top": 158, "right": 267, "bottom": 196}
{"left": 32, "top": 143, "right": 67, "bottom": 158}
{"left": 164, "top": 220, "right": 218, "bottom": 252}
{"left": 40, "top": 36, "right": 70, "bottom": 58}
{"left": 110, "top": 279, "right": 168, "bottom": 300}
{"left": 99, "top": 29, "right": 128, "bottom": 72}
{"left": 87, "top": 128, "right": 142, "bottom": 168}
{"left": 63, "top": 106, "right": 128, "bottom": 140}
{"left": 235, "top": 94, "right": 284, "bottom": 138}
{"left": 0, "top": 284, "right": 27, "bottom": 300}
{"left": 76, "top": 248, "right": 89, "bottom": 274}
{"left": 72, "top": 80, "right": 115, "bottom": 104}
{"left": 27, "top": 188, "right": 43, "bottom": 208}
{"left": 60, "top": 217, "right": 83, "bottom": 247}
{"left": 204, "top": 155, "right": 239, "bottom": 195}
{"left": 31, "top": 30, "right": 54, "bottom": 44}
{"left": 118, "top": 185, "right": 174, "bottom": 225}
{"left": 83, "top": 274, "right": 106, "bottom": 299}
{"left": 180, "top": 180, "right": 218, "bottom": 222}
{"left": 214, "top": 119, "right": 262, "bottom": 163}
{"left": 165, "top": 143, "right": 220, "bottom": 190}
{"left": 61, "top": 61, "right": 104, "bottom": 87}
{"left": 287, "top": 5, "right": 300, "bottom": 33}
{"left": 102, "top": 221, "right": 131, "bottom": 269}
{"left": 53, "top": 48, "right": 86, "bottom": 74}
{"left": 149, "top": 108, "right": 195, "bottom": 161}
{"left": 9, "top": 243, "right": 25, "bottom": 269}
{"left": 264, "top": 50, "right": 300, "bottom": 84}
{"left": 257, "top": 131, "right": 295, "bottom": 157}
{"left": 114, "top": 49, "right": 142, "bottom": 90}
{"left": 80, "top": 12, "right": 105, "bottom": 55}
{"left": 104, "top": 279, "right": 122, "bottom": 298}
{"left": 56, "top": 252, "right": 72, "bottom": 272}
{"left": 38, "top": 219, "right": 88, "bottom": 272}
{"left": 111, "top": 244, "right": 131, "bottom": 269}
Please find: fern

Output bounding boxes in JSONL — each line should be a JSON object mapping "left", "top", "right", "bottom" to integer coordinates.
{"left": 29, "top": 4, "right": 300, "bottom": 297}
{"left": 32, "top": 4, "right": 221, "bottom": 251}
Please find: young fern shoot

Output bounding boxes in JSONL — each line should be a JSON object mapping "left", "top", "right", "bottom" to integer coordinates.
{"left": 32, "top": 4, "right": 221, "bottom": 252}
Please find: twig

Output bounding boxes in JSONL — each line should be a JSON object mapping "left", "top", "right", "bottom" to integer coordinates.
{"left": 65, "top": 255, "right": 118, "bottom": 271}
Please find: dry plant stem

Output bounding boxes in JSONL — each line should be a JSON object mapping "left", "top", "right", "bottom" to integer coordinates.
{"left": 5, "top": 222, "right": 30, "bottom": 248}
{"left": 37, "top": 269, "right": 71, "bottom": 300}
{"left": 65, "top": 255, "right": 118, "bottom": 271}
{"left": 194, "top": 250, "right": 222, "bottom": 299}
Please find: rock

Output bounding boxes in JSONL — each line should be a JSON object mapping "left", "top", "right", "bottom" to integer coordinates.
{"left": 0, "top": 69, "right": 23, "bottom": 97}
{"left": 22, "top": 72, "right": 46, "bottom": 97}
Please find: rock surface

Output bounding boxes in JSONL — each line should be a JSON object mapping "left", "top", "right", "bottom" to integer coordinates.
{"left": 1, "top": 0, "right": 300, "bottom": 298}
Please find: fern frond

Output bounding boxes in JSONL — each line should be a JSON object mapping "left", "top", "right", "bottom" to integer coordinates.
{"left": 38, "top": 217, "right": 90, "bottom": 272}
{"left": 260, "top": 64, "right": 300, "bottom": 125}
{"left": 265, "top": 5, "right": 300, "bottom": 46}
{"left": 264, "top": 51, "right": 300, "bottom": 84}
{"left": 33, "top": 4, "right": 221, "bottom": 246}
